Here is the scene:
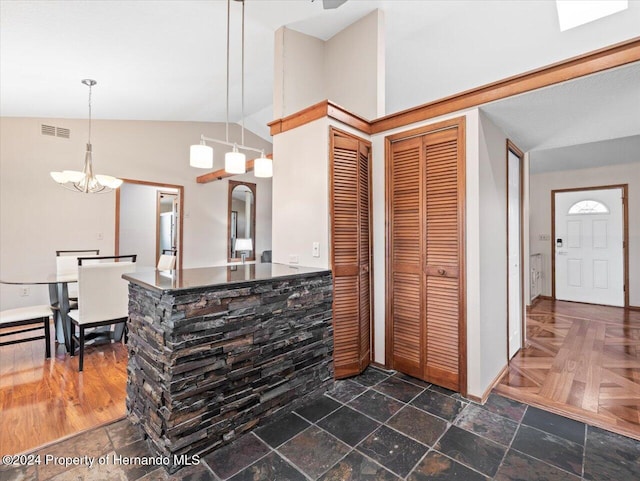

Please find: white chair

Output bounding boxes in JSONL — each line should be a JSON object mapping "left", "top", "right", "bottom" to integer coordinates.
{"left": 68, "top": 261, "right": 136, "bottom": 371}
{"left": 56, "top": 249, "right": 100, "bottom": 300}
{"left": 157, "top": 254, "right": 176, "bottom": 270}
{"left": 0, "top": 305, "right": 52, "bottom": 358}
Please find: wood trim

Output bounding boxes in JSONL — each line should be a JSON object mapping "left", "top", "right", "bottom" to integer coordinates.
{"left": 551, "top": 184, "right": 629, "bottom": 308}
{"left": 370, "top": 37, "right": 640, "bottom": 134}
{"left": 267, "top": 39, "right": 640, "bottom": 138}
{"left": 114, "top": 189, "right": 121, "bottom": 257}
{"left": 155, "top": 190, "right": 161, "bottom": 264}
{"left": 114, "top": 179, "right": 185, "bottom": 271}
{"left": 156, "top": 191, "right": 178, "bottom": 265}
{"left": 467, "top": 364, "right": 509, "bottom": 404}
{"left": 457, "top": 117, "right": 467, "bottom": 398}
{"left": 384, "top": 135, "right": 393, "bottom": 369}
{"left": 196, "top": 154, "right": 273, "bottom": 184}
{"left": 506, "top": 140, "right": 525, "bottom": 363}
{"left": 369, "top": 361, "right": 391, "bottom": 372}
{"left": 228, "top": 180, "right": 257, "bottom": 263}
{"left": 269, "top": 100, "right": 372, "bottom": 137}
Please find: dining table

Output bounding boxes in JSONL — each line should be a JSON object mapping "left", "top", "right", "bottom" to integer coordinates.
{"left": 1, "top": 272, "right": 125, "bottom": 354}
{"left": 1, "top": 273, "right": 77, "bottom": 352}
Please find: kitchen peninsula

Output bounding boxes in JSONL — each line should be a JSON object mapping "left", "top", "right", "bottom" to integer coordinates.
{"left": 123, "top": 263, "right": 333, "bottom": 471}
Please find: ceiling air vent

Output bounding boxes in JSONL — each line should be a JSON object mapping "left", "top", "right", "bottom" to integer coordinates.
{"left": 41, "top": 124, "right": 56, "bottom": 136}
{"left": 41, "top": 124, "right": 70, "bottom": 139}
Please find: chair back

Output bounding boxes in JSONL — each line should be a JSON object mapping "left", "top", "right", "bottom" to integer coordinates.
{"left": 77, "top": 262, "right": 136, "bottom": 324}
{"left": 157, "top": 254, "right": 176, "bottom": 270}
{"left": 77, "top": 254, "right": 137, "bottom": 265}
{"left": 56, "top": 250, "right": 100, "bottom": 297}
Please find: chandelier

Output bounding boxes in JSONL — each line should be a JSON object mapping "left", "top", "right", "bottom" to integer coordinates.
{"left": 50, "top": 79, "right": 123, "bottom": 193}
{"left": 189, "top": 0, "right": 273, "bottom": 178}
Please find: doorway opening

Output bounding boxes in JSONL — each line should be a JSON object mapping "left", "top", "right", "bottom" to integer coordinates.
{"left": 115, "top": 179, "right": 184, "bottom": 270}
{"left": 552, "top": 185, "right": 628, "bottom": 307}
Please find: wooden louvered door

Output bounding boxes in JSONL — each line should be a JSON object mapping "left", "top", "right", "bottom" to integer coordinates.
{"left": 423, "top": 128, "right": 462, "bottom": 390}
{"left": 387, "top": 119, "right": 465, "bottom": 393}
{"left": 388, "top": 136, "right": 424, "bottom": 378}
{"left": 330, "top": 128, "right": 372, "bottom": 379}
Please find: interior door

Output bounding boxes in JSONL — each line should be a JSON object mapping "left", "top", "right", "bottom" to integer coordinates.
{"left": 555, "top": 188, "right": 624, "bottom": 307}
{"left": 387, "top": 118, "right": 465, "bottom": 392}
{"left": 330, "top": 128, "right": 372, "bottom": 378}
{"left": 507, "top": 147, "right": 522, "bottom": 359}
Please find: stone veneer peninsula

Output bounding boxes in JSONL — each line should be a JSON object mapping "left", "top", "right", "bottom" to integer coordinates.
{"left": 123, "top": 263, "right": 334, "bottom": 472}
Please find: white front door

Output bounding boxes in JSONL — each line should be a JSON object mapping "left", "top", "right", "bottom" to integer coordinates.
{"left": 508, "top": 149, "right": 522, "bottom": 359}
{"left": 555, "top": 188, "right": 624, "bottom": 307}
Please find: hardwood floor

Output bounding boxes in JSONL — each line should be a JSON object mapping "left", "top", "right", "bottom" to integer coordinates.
{"left": 496, "top": 298, "right": 640, "bottom": 441}
{"left": 0, "top": 322, "right": 127, "bottom": 455}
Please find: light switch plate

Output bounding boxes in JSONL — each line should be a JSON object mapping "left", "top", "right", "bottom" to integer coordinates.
{"left": 312, "top": 242, "right": 320, "bottom": 257}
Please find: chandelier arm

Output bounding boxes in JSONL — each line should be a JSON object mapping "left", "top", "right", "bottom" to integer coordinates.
{"left": 200, "top": 135, "right": 263, "bottom": 154}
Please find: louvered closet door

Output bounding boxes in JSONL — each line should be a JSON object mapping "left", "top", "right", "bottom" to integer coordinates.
{"left": 330, "top": 130, "right": 372, "bottom": 378}
{"left": 388, "top": 123, "right": 463, "bottom": 392}
{"left": 423, "top": 128, "right": 461, "bottom": 390}
{"left": 389, "top": 137, "right": 424, "bottom": 378}
{"left": 358, "top": 142, "right": 371, "bottom": 369}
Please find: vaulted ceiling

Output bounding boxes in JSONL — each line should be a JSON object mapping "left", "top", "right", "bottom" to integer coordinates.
{"left": 1, "top": 0, "right": 639, "bottom": 157}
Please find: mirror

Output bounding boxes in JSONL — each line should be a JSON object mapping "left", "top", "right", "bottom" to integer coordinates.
{"left": 228, "top": 180, "right": 256, "bottom": 262}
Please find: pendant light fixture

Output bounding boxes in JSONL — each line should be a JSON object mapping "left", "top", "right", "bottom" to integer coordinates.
{"left": 50, "top": 79, "right": 123, "bottom": 193}
{"left": 189, "top": 0, "right": 272, "bottom": 178}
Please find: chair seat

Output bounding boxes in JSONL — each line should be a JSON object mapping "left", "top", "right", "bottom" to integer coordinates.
{"left": 68, "top": 309, "right": 126, "bottom": 327}
{"left": 0, "top": 305, "right": 52, "bottom": 324}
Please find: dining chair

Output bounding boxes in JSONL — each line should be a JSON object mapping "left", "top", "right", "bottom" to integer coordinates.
{"left": 68, "top": 260, "right": 136, "bottom": 371}
{"left": 157, "top": 254, "right": 176, "bottom": 270}
{"left": 0, "top": 305, "right": 53, "bottom": 358}
{"left": 56, "top": 250, "right": 100, "bottom": 300}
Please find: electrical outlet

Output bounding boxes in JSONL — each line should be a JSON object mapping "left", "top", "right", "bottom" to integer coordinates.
{"left": 20, "top": 287, "right": 30, "bottom": 297}
{"left": 289, "top": 255, "right": 299, "bottom": 264}
{"left": 312, "top": 242, "right": 320, "bottom": 258}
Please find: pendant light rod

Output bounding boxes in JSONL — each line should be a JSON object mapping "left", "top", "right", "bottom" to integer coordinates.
{"left": 198, "top": 134, "right": 264, "bottom": 154}
{"left": 241, "top": 0, "right": 245, "bottom": 147}
{"left": 82, "top": 79, "right": 96, "bottom": 144}
{"left": 225, "top": 0, "right": 230, "bottom": 144}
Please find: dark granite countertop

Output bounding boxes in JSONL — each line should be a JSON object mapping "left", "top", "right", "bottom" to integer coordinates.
{"left": 123, "top": 262, "right": 331, "bottom": 293}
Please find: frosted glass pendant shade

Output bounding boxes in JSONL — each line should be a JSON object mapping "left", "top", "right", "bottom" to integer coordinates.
{"left": 190, "top": 143, "right": 214, "bottom": 168}
{"left": 225, "top": 149, "right": 246, "bottom": 174}
{"left": 254, "top": 155, "right": 273, "bottom": 178}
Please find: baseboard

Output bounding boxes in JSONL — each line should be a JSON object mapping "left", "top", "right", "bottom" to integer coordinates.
{"left": 629, "top": 305, "right": 640, "bottom": 311}
{"left": 370, "top": 361, "right": 393, "bottom": 373}
{"left": 468, "top": 364, "right": 509, "bottom": 404}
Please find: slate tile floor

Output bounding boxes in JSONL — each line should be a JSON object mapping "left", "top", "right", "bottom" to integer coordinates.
{"left": 2, "top": 367, "right": 639, "bottom": 481}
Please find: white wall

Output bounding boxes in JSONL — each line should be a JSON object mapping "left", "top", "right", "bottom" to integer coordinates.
{"left": 0, "top": 117, "right": 272, "bottom": 310}
{"left": 324, "top": 10, "right": 385, "bottom": 119}
{"left": 271, "top": 118, "right": 330, "bottom": 268}
{"left": 273, "top": 27, "right": 326, "bottom": 119}
{"left": 529, "top": 160, "right": 640, "bottom": 307}
{"left": 119, "top": 183, "right": 158, "bottom": 268}
{"left": 273, "top": 10, "right": 385, "bottom": 120}
{"left": 478, "top": 111, "right": 509, "bottom": 391}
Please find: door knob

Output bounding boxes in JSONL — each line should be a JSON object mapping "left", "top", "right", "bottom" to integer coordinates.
{"left": 438, "top": 268, "right": 446, "bottom": 275}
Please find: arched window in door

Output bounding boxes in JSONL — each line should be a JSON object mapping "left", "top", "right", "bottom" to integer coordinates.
{"left": 568, "top": 200, "right": 609, "bottom": 215}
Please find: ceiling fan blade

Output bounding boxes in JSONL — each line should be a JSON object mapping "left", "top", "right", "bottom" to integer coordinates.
{"left": 322, "top": 0, "right": 348, "bottom": 9}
